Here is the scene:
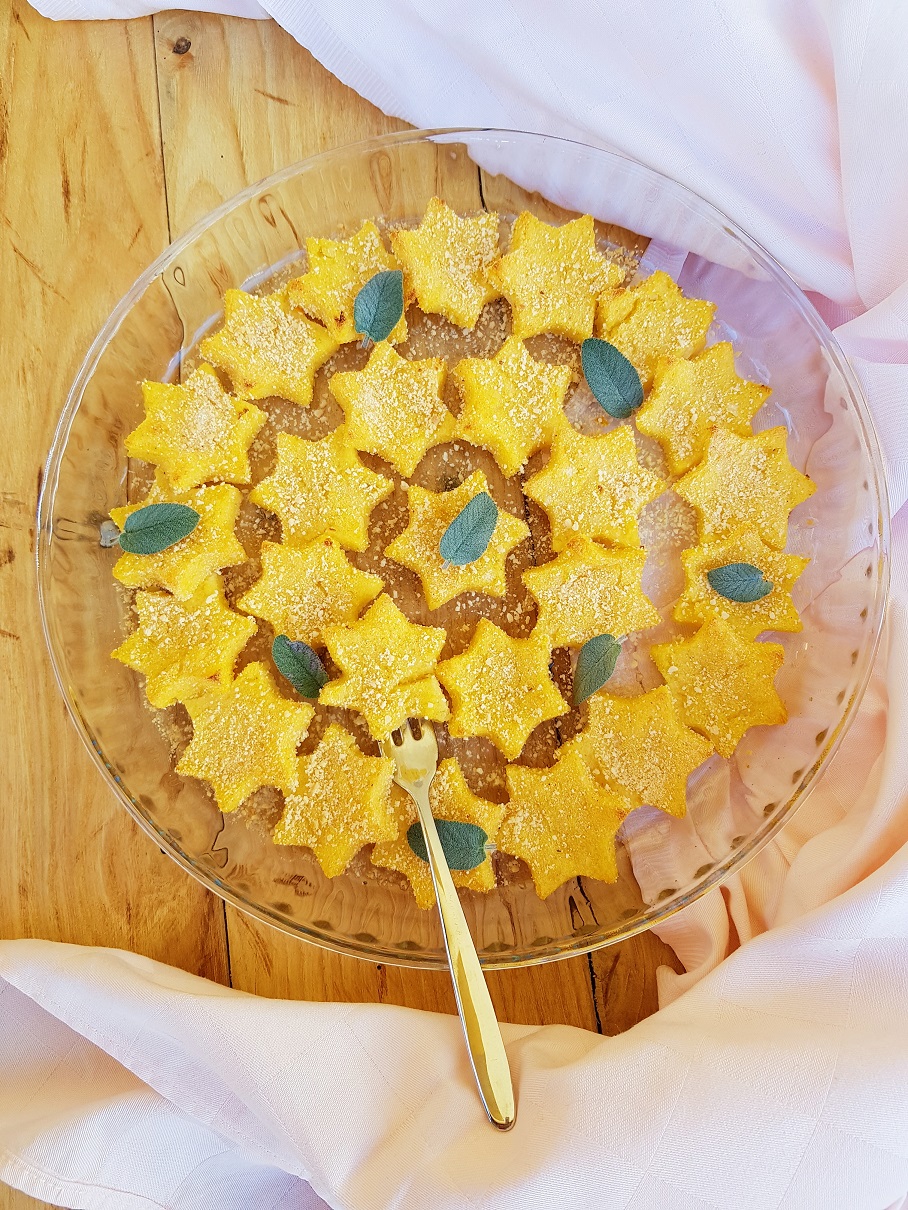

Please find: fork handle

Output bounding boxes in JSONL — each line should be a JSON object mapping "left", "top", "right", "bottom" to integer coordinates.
{"left": 409, "top": 783, "right": 516, "bottom": 1130}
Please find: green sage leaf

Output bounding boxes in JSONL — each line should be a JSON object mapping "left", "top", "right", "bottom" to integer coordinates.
{"left": 706, "top": 562, "right": 773, "bottom": 603}
{"left": 407, "top": 818, "right": 489, "bottom": 871}
{"left": 353, "top": 269, "right": 404, "bottom": 343}
{"left": 117, "top": 502, "right": 200, "bottom": 555}
{"left": 272, "top": 634, "right": 328, "bottom": 698}
{"left": 573, "top": 633, "right": 621, "bottom": 704}
{"left": 581, "top": 337, "right": 643, "bottom": 419}
{"left": 438, "top": 491, "right": 498, "bottom": 565}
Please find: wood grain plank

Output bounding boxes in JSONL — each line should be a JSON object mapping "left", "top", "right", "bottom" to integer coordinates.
{"left": 225, "top": 908, "right": 605, "bottom": 1030}
{"left": 476, "top": 168, "right": 686, "bottom": 1020}
{"left": 152, "top": 12, "right": 408, "bottom": 237}
{"left": 151, "top": 10, "right": 391, "bottom": 1014}
{"left": 590, "top": 932, "right": 682, "bottom": 1034}
{"left": 0, "top": 6, "right": 229, "bottom": 1207}
{"left": 0, "top": 2, "right": 229, "bottom": 975}
{"left": 0, "top": 1183, "right": 46, "bottom": 1210}
{"left": 150, "top": 11, "right": 410, "bottom": 1015}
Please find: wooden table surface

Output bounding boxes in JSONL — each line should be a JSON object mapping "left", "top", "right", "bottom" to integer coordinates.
{"left": 0, "top": 7, "right": 680, "bottom": 1205}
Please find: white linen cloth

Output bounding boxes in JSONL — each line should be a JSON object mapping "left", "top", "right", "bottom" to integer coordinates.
{"left": 7, "top": 1, "right": 908, "bottom": 1206}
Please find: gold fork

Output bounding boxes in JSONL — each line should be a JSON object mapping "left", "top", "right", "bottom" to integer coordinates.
{"left": 382, "top": 719, "right": 516, "bottom": 1130}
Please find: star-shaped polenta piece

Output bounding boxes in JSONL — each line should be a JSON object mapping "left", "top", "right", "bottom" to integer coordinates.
{"left": 595, "top": 270, "right": 715, "bottom": 388}
{"left": 125, "top": 365, "right": 267, "bottom": 492}
{"left": 199, "top": 287, "right": 339, "bottom": 407}
{"left": 320, "top": 594, "right": 449, "bottom": 739}
{"left": 384, "top": 469, "right": 530, "bottom": 609}
{"left": 636, "top": 343, "right": 771, "bottom": 476}
{"left": 111, "top": 472, "right": 245, "bottom": 601}
{"left": 523, "top": 537, "right": 660, "bottom": 647}
{"left": 372, "top": 759, "right": 505, "bottom": 908}
{"left": 452, "top": 336, "right": 572, "bottom": 477}
{"left": 674, "top": 427, "right": 815, "bottom": 551}
{"left": 488, "top": 212, "right": 623, "bottom": 342}
{"left": 651, "top": 619, "right": 786, "bottom": 758}
{"left": 112, "top": 576, "right": 256, "bottom": 708}
{"left": 273, "top": 724, "right": 396, "bottom": 876}
{"left": 523, "top": 424, "right": 663, "bottom": 551}
{"left": 390, "top": 198, "right": 500, "bottom": 329}
{"left": 498, "top": 746, "right": 628, "bottom": 898}
{"left": 285, "top": 220, "right": 407, "bottom": 345}
{"left": 675, "top": 529, "right": 808, "bottom": 639}
{"left": 436, "top": 619, "right": 568, "bottom": 760}
{"left": 329, "top": 342, "right": 454, "bottom": 477}
{"left": 176, "top": 661, "right": 313, "bottom": 813}
{"left": 236, "top": 538, "right": 383, "bottom": 647}
{"left": 568, "top": 686, "right": 713, "bottom": 817}
{"left": 249, "top": 430, "right": 393, "bottom": 552}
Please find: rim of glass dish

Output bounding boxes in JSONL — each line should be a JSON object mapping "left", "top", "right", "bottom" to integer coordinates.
{"left": 36, "top": 127, "right": 891, "bottom": 970}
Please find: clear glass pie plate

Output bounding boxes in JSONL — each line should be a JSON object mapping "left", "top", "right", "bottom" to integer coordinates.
{"left": 37, "top": 129, "right": 889, "bottom": 969}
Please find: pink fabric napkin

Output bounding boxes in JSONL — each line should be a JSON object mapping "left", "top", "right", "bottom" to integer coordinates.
{"left": 8, "top": 1, "right": 908, "bottom": 1206}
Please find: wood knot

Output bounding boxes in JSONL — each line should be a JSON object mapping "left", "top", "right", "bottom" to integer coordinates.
{"left": 172, "top": 37, "right": 191, "bottom": 55}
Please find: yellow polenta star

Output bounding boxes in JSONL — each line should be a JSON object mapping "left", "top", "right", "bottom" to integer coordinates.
{"left": 675, "top": 529, "right": 808, "bottom": 639}
{"left": 285, "top": 220, "right": 407, "bottom": 345}
{"left": 111, "top": 472, "right": 245, "bottom": 601}
{"left": 329, "top": 342, "right": 454, "bottom": 477}
{"left": 488, "top": 212, "right": 623, "bottom": 342}
{"left": 125, "top": 365, "right": 267, "bottom": 491}
{"left": 250, "top": 430, "right": 393, "bottom": 552}
{"left": 595, "top": 270, "right": 715, "bottom": 388}
{"left": 568, "top": 685, "right": 713, "bottom": 817}
{"left": 523, "top": 423, "right": 663, "bottom": 551}
{"left": 384, "top": 469, "right": 530, "bottom": 609}
{"left": 636, "top": 342, "right": 771, "bottom": 476}
{"left": 200, "top": 287, "right": 339, "bottom": 407}
{"left": 372, "top": 759, "right": 505, "bottom": 908}
{"left": 390, "top": 197, "right": 500, "bottom": 329}
{"left": 523, "top": 536, "right": 660, "bottom": 647}
{"left": 674, "top": 426, "right": 816, "bottom": 551}
{"left": 651, "top": 619, "right": 786, "bottom": 758}
{"left": 452, "top": 336, "right": 572, "bottom": 477}
{"left": 320, "top": 594, "right": 449, "bottom": 739}
{"left": 236, "top": 538, "right": 383, "bottom": 647}
{"left": 176, "top": 661, "right": 314, "bottom": 813}
{"left": 112, "top": 575, "right": 256, "bottom": 708}
{"left": 499, "top": 746, "right": 628, "bottom": 898}
{"left": 436, "top": 619, "right": 568, "bottom": 760}
{"left": 273, "top": 724, "right": 396, "bottom": 876}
